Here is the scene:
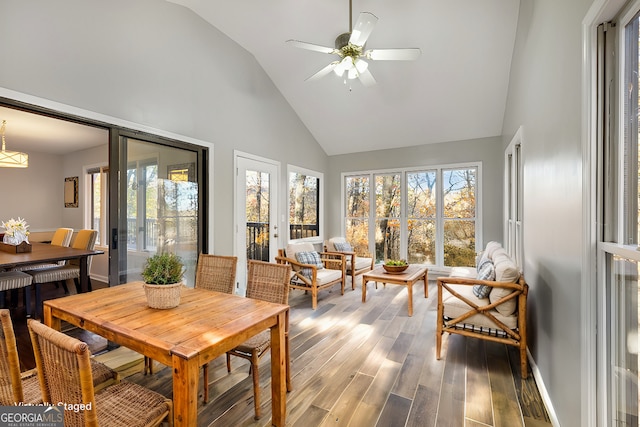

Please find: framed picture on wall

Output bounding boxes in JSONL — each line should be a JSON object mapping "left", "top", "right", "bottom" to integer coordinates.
{"left": 64, "top": 176, "right": 78, "bottom": 208}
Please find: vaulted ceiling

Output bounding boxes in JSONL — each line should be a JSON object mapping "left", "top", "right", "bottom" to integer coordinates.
{"left": 0, "top": 1, "right": 519, "bottom": 157}
{"left": 170, "top": 0, "right": 520, "bottom": 155}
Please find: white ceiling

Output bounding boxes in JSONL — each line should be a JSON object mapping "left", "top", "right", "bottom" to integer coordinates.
{"left": 170, "top": 0, "right": 520, "bottom": 155}
{"left": 0, "top": 106, "right": 107, "bottom": 156}
{"left": 0, "top": 1, "right": 519, "bottom": 157}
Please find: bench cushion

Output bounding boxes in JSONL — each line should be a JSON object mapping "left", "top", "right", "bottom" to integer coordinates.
{"left": 443, "top": 284, "right": 518, "bottom": 330}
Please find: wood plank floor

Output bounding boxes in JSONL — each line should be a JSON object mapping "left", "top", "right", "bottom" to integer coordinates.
{"left": 8, "top": 277, "right": 551, "bottom": 427}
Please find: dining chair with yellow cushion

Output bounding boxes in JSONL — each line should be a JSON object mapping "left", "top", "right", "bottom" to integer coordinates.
{"left": 9, "top": 227, "right": 73, "bottom": 311}
{"left": 0, "top": 309, "right": 118, "bottom": 406}
{"left": 27, "top": 318, "right": 173, "bottom": 427}
{"left": 225, "top": 260, "right": 292, "bottom": 419}
{"left": 0, "top": 271, "right": 33, "bottom": 318}
{"left": 27, "top": 229, "right": 97, "bottom": 319}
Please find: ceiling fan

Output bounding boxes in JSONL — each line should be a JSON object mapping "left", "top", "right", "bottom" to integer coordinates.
{"left": 286, "top": 0, "right": 421, "bottom": 87}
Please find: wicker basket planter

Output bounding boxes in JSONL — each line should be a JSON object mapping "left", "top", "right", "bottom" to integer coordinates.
{"left": 143, "top": 281, "right": 183, "bottom": 309}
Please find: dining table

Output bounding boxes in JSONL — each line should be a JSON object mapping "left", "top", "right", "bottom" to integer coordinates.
{"left": 43, "top": 281, "right": 290, "bottom": 427}
{"left": 0, "top": 242, "right": 102, "bottom": 293}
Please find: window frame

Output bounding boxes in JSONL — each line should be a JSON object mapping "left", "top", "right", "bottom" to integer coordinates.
{"left": 85, "top": 164, "right": 109, "bottom": 247}
{"left": 286, "top": 164, "right": 324, "bottom": 244}
{"left": 342, "top": 161, "right": 482, "bottom": 269}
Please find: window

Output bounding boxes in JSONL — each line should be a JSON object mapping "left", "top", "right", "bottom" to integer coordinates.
{"left": 343, "top": 163, "right": 480, "bottom": 267}
{"left": 442, "top": 168, "right": 477, "bottom": 267}
{"left": 505, "top": 128, "right": 524, "bottom": 269}
{"left": 288, "top": 166, "right": 323, "bottom": 241}
{"left": 375, "top": 173, "right": 401, "bottom": 261}
{"left": 126, "top": 160, "right": 158, "bottom": 251}
{"left": 345, "top": 175, "right": 370, "bottom": 256}
{"left": 87, "top": 166, "right": 108, "bottom": 246}
{"left": 407, "top": 171, "right": 436, "bottom": 264}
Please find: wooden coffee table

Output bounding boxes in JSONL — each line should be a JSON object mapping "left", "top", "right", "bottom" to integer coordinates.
{"left": 362, "top": 264, "right": 428, "bottom": 316}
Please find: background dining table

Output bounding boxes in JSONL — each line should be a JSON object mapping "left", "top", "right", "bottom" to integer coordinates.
{"left": 0, "top": 241, "right": 103, "bottom": 294}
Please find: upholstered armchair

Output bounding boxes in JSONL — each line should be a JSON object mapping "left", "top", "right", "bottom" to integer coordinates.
{"left": 324, "top": 237, "right": 374, "bottom": 289}
{"left": 276, "top": 241, "right": 346, "bottom": 309}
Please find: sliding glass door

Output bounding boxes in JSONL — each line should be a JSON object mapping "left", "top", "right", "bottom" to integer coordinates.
{"left": 111, "top": 134, "right": 206, "bottom": 287}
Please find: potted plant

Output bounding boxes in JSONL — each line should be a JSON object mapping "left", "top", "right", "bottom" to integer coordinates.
{"left": 141, "top": 252, "right": 185, "bottom": 309}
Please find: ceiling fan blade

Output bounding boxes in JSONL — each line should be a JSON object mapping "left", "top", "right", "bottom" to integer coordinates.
{"left": 357, "top": 68, "right": 377, "bottom": 87}
{"left": 286, "top": 39, "right": 337, "bottom": 55}
{"left": 306, "top": 61, "right": 340, "bottom": 82}
{"left": 349, "top": 12, "right": 378, "bottom": 46}
{"left": 365, "top": 48, "right": 421, "bottom": 61}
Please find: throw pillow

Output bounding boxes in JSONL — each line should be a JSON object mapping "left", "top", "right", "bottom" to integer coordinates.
{"left": 295, "top": 251, "right": 324, "bottom": 278}
{"left": 473, "top": 260, "right": 495, "bottom": 299}
{"left": 334, "top": 242, "right": 353, "bottom": 252}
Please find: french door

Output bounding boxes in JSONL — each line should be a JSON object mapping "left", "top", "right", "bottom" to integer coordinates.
{"left": 235, "top": 153, "right": 279, "bottom": 295}
{"left": 111, "top": 133, "right": 207, "bottom": 287}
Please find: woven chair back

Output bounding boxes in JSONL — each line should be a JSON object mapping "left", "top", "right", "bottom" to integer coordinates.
{"left": 195, "top": 254, "right": 237, "bottom": 294}
{"left": 27, "top": 319, "right": 98, "bottom": 426}
{"left": 246, "top": 260, "right": 291, "bottom": 305}
{"left": 51, "top": 228, "right": 73, "bottom": 247}
{"left": 0, "top": 309, "right": 23, "bottom": 405}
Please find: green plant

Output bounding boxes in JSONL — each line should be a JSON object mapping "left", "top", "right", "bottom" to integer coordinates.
{"left": 141, "top": 252, "right": 184, "bottom": 285}
{"left": 385, "top": 259, "right": 408, "bottom": 266}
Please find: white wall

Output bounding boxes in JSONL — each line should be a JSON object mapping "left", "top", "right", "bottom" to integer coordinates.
{"left": 501, "top": 0, "right": 593, "bottom": 425}
{"left": 0, "top": 0, "right": 328, "bottom": 255}
{"left": 0, "top": 151, "right": 63, "bottom": 231}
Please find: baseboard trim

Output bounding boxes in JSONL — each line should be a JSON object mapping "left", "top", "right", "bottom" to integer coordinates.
{"left": 528, "top": 348, "right": 560, "bottom": 427}
{"left": 90, "top": 274, "right": 108, "bottom": 284}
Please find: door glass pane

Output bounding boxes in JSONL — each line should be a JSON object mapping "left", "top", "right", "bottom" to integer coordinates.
{"left": 407, "top": 171, "right": 436, "bottom": 264}
{"left": 375, "top": 173, "right": 401, "bottom": 262}
{"left": 346, "top": 176, "right": 370, "bottom": 255}
{"left": 122, "top": 138, "right": 199, "bottom": 286}
{"left": 246, "top": 170, "right": 270, "bottom": 261}
{"left": 443, "top": 168, "right": 476, "bottom": 266}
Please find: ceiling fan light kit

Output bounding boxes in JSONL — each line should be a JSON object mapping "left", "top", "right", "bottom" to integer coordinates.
{"left": 286, "top": 1, "right": 420, "bottom": 87}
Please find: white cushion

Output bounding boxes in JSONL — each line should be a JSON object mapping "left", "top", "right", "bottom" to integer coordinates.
{"left": 351, "top": 257, "right": 372, "bottom": 271}
{"left": 315, "top": 268, "right": 343, "bottom": 285}
{"left": 442, "top": 284, "right": 518, "bottom": 330}
{"left": 489, "top": 248, "right": 520, "bottom": 316}
{"left": 484, "top": 241, "right": 502, "bottom": 261}
{"left": 450, "top": 266, "right": 476, "bottom": 279}
{"left": 286, "top": 242, "right": 316, "bottom": 272}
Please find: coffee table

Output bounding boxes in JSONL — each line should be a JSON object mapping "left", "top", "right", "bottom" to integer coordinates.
{"left": 362, "top": 264, "right": 428, "bottom": 316}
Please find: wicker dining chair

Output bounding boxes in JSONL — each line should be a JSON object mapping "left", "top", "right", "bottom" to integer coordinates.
{"left": 27, "top": 319, "right": 172, "bottom": 427}
{"left": 195, "top": 253, "right": 237, "bottom": 403}
{"left": 0, "top": 309, "right": 118, "bottom": 406}
{"left": 195, "top": 254, "right": 238, "bottom": 294}
{"left": 27, "top": 229, "right": 98, "bottom": 319}
{"left": 225, "top": 260, "right": 292, "bottom": 420}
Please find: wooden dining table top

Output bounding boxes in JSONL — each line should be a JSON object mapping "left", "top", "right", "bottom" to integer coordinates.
{"left": 43, "top": 281, "right": 291, "bottom": 426}
{"left": 0, "top": 242, "right": 103, "bottom": 268}
{"left": 44, "top": 281, "right": 288, "bottom": 363}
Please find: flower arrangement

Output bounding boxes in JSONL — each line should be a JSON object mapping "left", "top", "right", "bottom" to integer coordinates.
{"left": 1, "top": 217, "right": 30, "bottom": 245}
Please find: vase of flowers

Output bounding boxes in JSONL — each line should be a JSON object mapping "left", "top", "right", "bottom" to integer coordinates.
{"left": 141, "top": 252, "right": 185, "bottom": 309}
{"left": 1, "top": 217, "right": 30, "bottom": 245}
